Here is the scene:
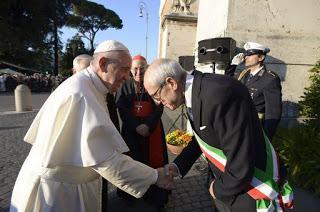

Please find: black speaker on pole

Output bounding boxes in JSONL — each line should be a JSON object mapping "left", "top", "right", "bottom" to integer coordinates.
{"left": 178, "top": 55, "right": 195, "bottom": 72}
{"left": 198, "top": 37, "right": 236, "bottom": 64}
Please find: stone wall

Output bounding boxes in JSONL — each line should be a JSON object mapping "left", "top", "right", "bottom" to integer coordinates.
{"left": 196, "top": 0, "right": 320, "bottom": 118}
{"left": 160, "top": 18, "right": 198, "bottom": 60}
{"left": 159, "top": 0, "right": 199, "bottom": 60}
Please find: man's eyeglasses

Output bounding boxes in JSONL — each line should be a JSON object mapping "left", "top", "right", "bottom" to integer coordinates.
{"left": 150, "top": 82, "right": 166, "bottom": 101}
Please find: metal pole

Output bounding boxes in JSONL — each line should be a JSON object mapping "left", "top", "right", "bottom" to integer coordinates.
{"left": 139, "top": 1, "right": 148, "bottom": 59}
{"left": 146, "top": 11, "right": 148, "bottom": 59}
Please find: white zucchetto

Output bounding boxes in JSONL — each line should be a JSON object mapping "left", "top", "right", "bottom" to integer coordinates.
{"left": 94, "top": 40, "right": 129, "bottom": 54}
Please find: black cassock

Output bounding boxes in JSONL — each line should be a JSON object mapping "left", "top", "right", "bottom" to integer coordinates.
{"left": 116, "top": 77, "right": 168, "bottom": 207}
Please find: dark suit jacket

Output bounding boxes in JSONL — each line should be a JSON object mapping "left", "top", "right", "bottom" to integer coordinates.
{"left": 239, "top": 66, "right": 282, "bottom": 139}
{"left": 174, "top": 70, "right": 269, "bottom": 206}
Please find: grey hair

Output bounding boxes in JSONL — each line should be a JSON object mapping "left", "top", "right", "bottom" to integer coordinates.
{"left": 147, "top": 58, "right": 186, "bottom": 86}
{"left": 73, "top": 54, "right": 92, "bottom": 71}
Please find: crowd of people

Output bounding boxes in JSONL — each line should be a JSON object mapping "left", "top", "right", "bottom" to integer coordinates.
{"left": 9, "top": 39, "right": 293, "bottom": 212}
{"left": 0, "top": 73, "right": 66, "bottom": 92}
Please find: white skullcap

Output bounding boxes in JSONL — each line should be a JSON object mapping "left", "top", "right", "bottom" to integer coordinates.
{"left": 94, "top": 40, "right": 129, "bottom": 54}
{"left": 244, "top": 42, "right": 270, "bottom": 54}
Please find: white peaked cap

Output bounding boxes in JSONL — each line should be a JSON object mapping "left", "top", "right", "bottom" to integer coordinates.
{"left": 244, "top": 42, "right": 270, "bottom": 54}
{"left": 94, "top": 40, "right": 129, "bottom": 54}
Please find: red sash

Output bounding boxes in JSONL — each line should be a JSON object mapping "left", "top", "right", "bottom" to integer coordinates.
{"left": 132, "top": 100, "right": 164, "bottom": 168}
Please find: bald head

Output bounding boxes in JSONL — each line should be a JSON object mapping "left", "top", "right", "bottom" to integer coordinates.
{"left": 72, "top": 54, "right": 92, "bottom": 74}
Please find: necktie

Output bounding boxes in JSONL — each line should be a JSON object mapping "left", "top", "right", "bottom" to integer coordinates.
{"left": 187, "top": 107, "right": 193, "bottom": 121}
{"left": 247, "top": 74, "right": 254, "bottom": 82}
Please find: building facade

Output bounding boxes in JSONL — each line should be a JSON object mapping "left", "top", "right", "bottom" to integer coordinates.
{"left": 159, "top": 0, "right": 320, "bottom": 121}
{"left": 158, "top": 0, "right": 198, "bottom": 60}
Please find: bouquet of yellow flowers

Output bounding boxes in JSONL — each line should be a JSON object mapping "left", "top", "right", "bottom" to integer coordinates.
{"left": 165, "top": 129, "right": 192, "bottom": 147}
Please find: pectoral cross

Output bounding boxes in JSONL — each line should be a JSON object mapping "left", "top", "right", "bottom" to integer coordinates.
{"left": 135, "top": 103, "right": 142, "bottom": 112}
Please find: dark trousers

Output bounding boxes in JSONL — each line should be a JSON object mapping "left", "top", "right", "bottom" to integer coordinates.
{"left": 103, "top": 93, "right": 120, "bottom": 210}
{"left": 117, "top": 185, "right": 168, "bottom": 207}
{"left": 102, "top": 179, "right": 108, "bottom": 211}
{"left": 213, "top": 193, "right": 256, "bottom": 212}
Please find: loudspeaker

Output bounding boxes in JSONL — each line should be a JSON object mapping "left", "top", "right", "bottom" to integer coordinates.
{"left": 198, "top": 37, "right": 236, "bottom": 64}
{"left": 178, "top": 56, "right": 195, "bottom": 72}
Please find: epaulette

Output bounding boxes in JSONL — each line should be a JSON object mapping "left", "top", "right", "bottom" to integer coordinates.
{"left": 267, "top": 70, "right": 277, "bottom": 77}
{"left": 237, "top": 69, "right": 250, "bottom": 81}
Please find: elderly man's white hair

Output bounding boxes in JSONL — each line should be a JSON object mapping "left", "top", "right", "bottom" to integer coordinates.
{"left": 145, "top": 58, "right": 186, "bottom": 86}
{"left": 73, "top": 54, "right": 92, "bottom": 73}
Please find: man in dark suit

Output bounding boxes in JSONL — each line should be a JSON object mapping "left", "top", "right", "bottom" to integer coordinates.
{"left": 234, "top": 42, "right": 282, "bottom": 140}
{"left": 144, "top": 59, "right": 293, "bottom": 212}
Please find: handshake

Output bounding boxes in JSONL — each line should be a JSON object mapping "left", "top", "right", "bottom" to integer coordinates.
{"left": 155, "top": 163, "right": 180, "bottom": 190}
{"left": 155, "top": 163, "right": 217, "bottom": 199}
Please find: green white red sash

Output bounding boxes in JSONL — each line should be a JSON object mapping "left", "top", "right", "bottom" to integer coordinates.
{"left": 193, "top": 130, "right": 294, "bottom": 211}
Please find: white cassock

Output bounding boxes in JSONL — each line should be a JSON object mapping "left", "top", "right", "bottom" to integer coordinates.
{"left": 10, "top": 67, "right": 157, "bottom": 212}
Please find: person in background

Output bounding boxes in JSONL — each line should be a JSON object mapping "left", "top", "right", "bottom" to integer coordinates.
{"left": 10, "top": 40, "right": 174, "bottom": 212}
{"left": 0, "top": 73, "right": 6, "bottom": 92}
{"left": 143, "top": 58, "right": 293, "bottom": 212}
{"left": 116, "top": 55, "right": 169, "bottom": 210}
{"left": 72, "top": 54, "right": 93, "bottom": 74}
{"left": 233, "top": 42, "right": 282, "bottom": 140}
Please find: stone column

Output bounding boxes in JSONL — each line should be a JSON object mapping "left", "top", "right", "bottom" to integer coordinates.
{"left": 15, "top": 84, "right": 32, "bottom": 112}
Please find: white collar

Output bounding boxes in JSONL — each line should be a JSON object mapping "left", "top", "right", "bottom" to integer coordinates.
{"left": 185, "top": 73, "right": 194, "bottom": 108}
{"left": 250, "top": 66, "right": 264, "bottom": 76}
{"left": 85, "top": 67, "right": 109, "bottom": 95}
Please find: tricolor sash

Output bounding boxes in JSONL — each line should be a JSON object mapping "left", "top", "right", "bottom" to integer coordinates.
{"left": 193, "top": 130, "right": 294, "bottom": 211}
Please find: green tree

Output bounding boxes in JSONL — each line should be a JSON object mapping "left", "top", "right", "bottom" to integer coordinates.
{"left": 60, "top": 34, "right": 90, "bottom": 73}
{"left": 0, "top": 0, "right": 77, "bottom": 74}
{"left": 0, "top": 0, "right": 54, "bottom": 73}
{"left": 67, "top": 0, "right": 123, "bottom": 54}
{"left": 273, "top": 61, "right": 320, "bottom": 197}
{"left": 45, "top": 0, "right": 76, "bottom": 75}
{"left": 299, "top": 61, "right": 320, "bottom": 128}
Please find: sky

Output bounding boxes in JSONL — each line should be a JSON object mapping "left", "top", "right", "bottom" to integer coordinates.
{"left": 61, "top": 0, "right": 160, "bottom": 63}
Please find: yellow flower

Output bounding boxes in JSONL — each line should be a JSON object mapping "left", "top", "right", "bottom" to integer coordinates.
{"left": 166, "top": 129, "right": 192, "bottom": 147}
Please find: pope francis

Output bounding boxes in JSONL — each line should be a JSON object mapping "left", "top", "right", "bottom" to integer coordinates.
{"left": 10, "top": 40, "right": 172, "bottom": 212}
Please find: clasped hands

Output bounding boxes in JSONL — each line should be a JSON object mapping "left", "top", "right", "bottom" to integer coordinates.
{"left": 156, "top": 164, "right": 216, "bottom": 199}
{"left": 155, "top": 163, "right": 180, "bottom": 190}
{"left": 136, "top": 124, "right": 150, "bottom": 137}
